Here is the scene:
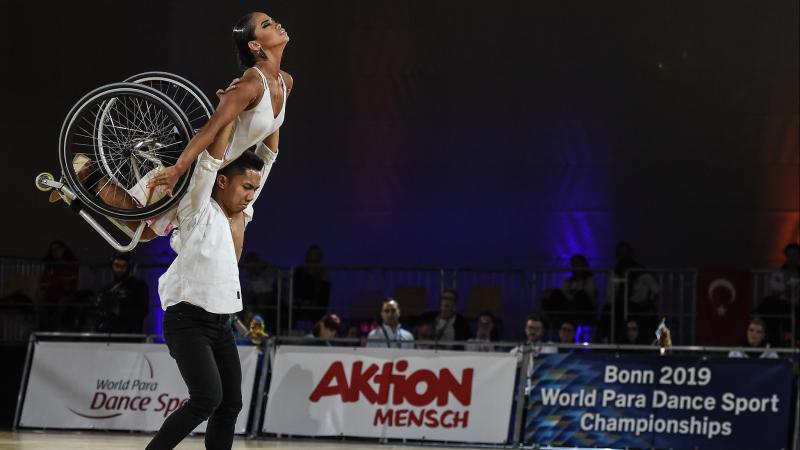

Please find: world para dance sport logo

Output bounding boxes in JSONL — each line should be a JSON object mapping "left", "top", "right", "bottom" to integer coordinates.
{"left": 309, "top": 359, "right": 474, "bottom": 429}
{"left": 67, "top": 354, "right": 188, "bottom": 419}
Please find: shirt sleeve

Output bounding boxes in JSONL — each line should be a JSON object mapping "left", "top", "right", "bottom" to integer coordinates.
{"left": 176, "top": 150, "right": 223, "bottom": 222}
{"left": 365, "top": 329, "right": 381, "bottom": 348}
{"left": 244, "top": 143, "right": 278, "bottom": 226}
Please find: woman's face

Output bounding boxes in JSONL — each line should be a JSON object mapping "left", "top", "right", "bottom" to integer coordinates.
{"left": 251, "top": 12, "right": 289, "bottom": 51}
{"left": 320, "top": 325, "right": 337, "bottom": 339}
{"left": 747, "top": 323, "right": 765, "bottom": 347}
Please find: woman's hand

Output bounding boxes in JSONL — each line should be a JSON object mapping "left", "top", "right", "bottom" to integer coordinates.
{"left": 215, "top": 77, "right": 242, "bottom": 99}
{"left": 147, "top": 165, "right": 184, "bottom": 197}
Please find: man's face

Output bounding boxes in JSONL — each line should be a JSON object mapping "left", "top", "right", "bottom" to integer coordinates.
{"left": 626, "top": 321, "right": 639, "bottom": 342}
{"left": 217, "top": 169, "right": 261, "bottom": 214}
{"left": 477, "top": 315, "right": 494, "bottom": 333}
{"left": 111, "top": 258, "right": 129, "bottom": 279}
{"left": 525, "top": 319, "right": 544, "bottom": 343}
{"left": 559, "top": 322, "right": 575, "bottom": 344}
{"left": 440, "top": 294, "right": 456, "bottom": 319}
{"left": 747, "top": 323, "right": 766, "bottom": 347}
{"left": 381, "top": 301, "right": 400, "bottom": 327}
{"left": 417, "top": 322, "right": 434, "bottom": 339}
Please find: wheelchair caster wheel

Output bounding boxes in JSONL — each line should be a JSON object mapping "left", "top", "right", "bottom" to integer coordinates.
{"left": 35, "top": 172, "right": 55, "bottom": 192}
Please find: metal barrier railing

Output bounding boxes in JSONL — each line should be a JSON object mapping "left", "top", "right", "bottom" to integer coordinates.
{"left": 286, "top": 265, "right": 446, "bottom": 336}
{"left": 619, "top": 268, "right": 698, "bottom": 345}
{"left": 1, "top": 258, "right": 797, "bottom": 348}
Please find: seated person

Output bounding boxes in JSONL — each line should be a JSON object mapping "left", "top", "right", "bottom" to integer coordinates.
{"left": 465, "top": 312, "right": 498, "bottom": 352}
{"left": 366, "top": 299, "right": 414, "bottom": 349}
{"left": 728, "top": 318, "right": 778, "bottom": 359}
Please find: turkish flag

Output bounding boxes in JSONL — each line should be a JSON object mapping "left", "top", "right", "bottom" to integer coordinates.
{"left": 695, "top": 269, "right": 751, "bottom": 345}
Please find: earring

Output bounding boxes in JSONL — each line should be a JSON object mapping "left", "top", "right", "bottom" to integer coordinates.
{"left": 258, "top": 48, "right": 268, "bottom": 60}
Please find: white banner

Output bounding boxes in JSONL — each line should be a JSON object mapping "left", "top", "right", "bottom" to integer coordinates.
{"left": 19, "top": 341, "right": 259, "bottom": 433}
{"left": 263, "top": 346, "right": 517, "bottom": 443}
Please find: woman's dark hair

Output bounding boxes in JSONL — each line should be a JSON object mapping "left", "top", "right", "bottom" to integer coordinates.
{"left": 441, "top": 288, "right": 459, "bottom": 302}
{"left": 312, "top": 313, "right": 341, "bottom": 337}
{"left": 233, "top": 13, "right": 257, "bottom": 71}
{"left": 305, "top": 244, "right": 323, "bottom": 264}
{"left": 478, "top": 311, "right": 499, "bottom": 341}
{"left": 569, "top": 253, "right": 593, "bottom": 279}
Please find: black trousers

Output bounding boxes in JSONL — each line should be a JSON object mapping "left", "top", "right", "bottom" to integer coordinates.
{"left": 146, "top": 302, "right": 242, "bottom": 450}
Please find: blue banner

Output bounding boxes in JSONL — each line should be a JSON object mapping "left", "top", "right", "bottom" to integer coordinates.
{"left": 524, "top": 353, "right": 793, "bottom": 450}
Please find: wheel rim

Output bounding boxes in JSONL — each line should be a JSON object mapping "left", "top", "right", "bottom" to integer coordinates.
{"left": 126, "top": 72, "right": 213, "bottom": 133}
{"left": 59, "top": 83, "right": 193, "bottom": 220}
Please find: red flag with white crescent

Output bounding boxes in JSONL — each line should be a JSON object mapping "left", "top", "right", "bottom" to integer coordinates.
{"left": 695, "top": 269, "right": 751, "bottom": 345}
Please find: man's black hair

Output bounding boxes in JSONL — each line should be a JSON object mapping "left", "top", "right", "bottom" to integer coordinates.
{"left": 218, "top": 150, "right": 264, "bottom": 179}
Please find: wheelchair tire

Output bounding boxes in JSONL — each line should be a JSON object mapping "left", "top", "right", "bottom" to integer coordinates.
{"left": 59, "top": 82, "right": 194, "bottom": 221}
{"left": 125, "top": 71, "right": 214, "bottom": 133}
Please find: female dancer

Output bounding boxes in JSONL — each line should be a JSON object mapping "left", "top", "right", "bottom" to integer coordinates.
{"left": 73, "top": 10, "right": 292, "bottom": 242}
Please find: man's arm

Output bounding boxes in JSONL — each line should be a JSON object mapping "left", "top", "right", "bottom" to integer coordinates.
{"left": 175, "top": 150, "right": 223, "bottom": 220}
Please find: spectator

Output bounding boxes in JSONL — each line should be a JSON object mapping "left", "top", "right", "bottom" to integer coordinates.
{"left": 240, "top": 251, "right": 280, "bottom": 326}
{"left": 622, "top": 319, "right": 648, "bottom": 345}
{"left": 771, "top": 243, "right": 800, "bottom": 298}
{"left": 233, "top": 309, "right": 268, "bottom": 345}
{"left": 345, "top": 325, "right": 362, "bottom": 346}
{"left": 367, "top": 299, "right": 414, "bottom": 349}
{"left": 304, "top": 313, "right": 341, "bottom": 346}
{"left": 511, "top": 315, "right": 557, "bottom": 392}
{"left": 511, "top": 315, "right": 557, "bottom": 358}
{"left": 38, "top": 240, "right": 79, "bottom": 330}
{"left": 543, "top": 254, "right": 598, "bottom": 328}
{"left": 729, "top": 318, "right": 778, "bottom": 359}
{"left": 558, "top": 320, "right": 576, "bottom": 344}
{"left": 414, "top": 321, "right": 435, "bottom": 350}
{"left": 601, "top": 242, "right": 659, "bottom": 342}
{"left": 755, "top": 242, "right": 800, "bottom": 346}
{"left": 465, "top": 312, "right": 498, "bottom": 352}
{"left": 292, "top": 245, "right": 331, "bottom": 327}
{"left": 95, "top": 253, "right": 150, "bottom": 333}
{"left": 562, "top": 254, "right": 598, "bottom": 314}
{"left": 420, "top": 289, "right": 472, "bottom": 348}
{"left": 614, "top": 242, "right": 659, "bottom": 310}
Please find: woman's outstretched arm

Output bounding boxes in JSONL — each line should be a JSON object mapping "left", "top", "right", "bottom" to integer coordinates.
{"left": 148, "top": 71, "right": 262, "bottom": 195}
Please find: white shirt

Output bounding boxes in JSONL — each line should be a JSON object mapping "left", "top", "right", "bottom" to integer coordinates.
{"left": 367, "top": 324, "right": 415, "bottom": 349}
{"left": 158, "top": 146, "right": 276, "bottom": 314}
{"left": 728, "top": 349, "right": 779, "bottom": 359}
{"left": 510, "top": 341, "right": 558, "bottom": 393}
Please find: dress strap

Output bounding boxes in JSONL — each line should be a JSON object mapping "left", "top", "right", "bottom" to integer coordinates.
{"left": 252, "top": 66, "right": 269, "bottom": 91}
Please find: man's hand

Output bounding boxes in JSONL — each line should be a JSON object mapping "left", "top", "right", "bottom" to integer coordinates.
{"left": 147, "top": 165, "right": 184, "bottom": 197}
{"left": 215, "top": 77, "right": 242, "bottom": 99}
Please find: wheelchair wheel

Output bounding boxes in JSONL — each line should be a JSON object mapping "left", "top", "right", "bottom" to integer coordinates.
{"left": 35, "top": 172, "right": 55, "bottom": 191}
{"left": 59, "top": 83, "right": 194, "bottom": 221}
{"left": 125, "top": 71, "right": 214, "bottom": 133}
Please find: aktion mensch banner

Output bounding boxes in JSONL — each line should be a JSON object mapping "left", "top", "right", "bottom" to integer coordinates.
{"left": 524, "top": 353, "right": 793, "bottom": 450}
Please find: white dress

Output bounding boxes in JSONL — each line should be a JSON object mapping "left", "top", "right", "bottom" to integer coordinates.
{"left": 143, "top": 66, "right": 287, "bottom": 236}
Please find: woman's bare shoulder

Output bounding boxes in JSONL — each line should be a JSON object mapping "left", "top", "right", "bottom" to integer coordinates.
{"left": 279, "top": 70, "right": 294, "bottom": 93}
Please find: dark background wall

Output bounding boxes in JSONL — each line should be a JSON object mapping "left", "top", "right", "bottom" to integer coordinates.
{"left": 1, "top": 0, "right": 797, "bottom": 268}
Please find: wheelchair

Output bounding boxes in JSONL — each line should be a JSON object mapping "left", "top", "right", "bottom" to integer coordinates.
{"left": 35, "top": 72, "right": 214, "bottom": 252}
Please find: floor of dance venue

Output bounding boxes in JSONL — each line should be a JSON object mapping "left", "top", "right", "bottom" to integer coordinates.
{"left": 0, "top": 431, "right": 501, "bottom": 450}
